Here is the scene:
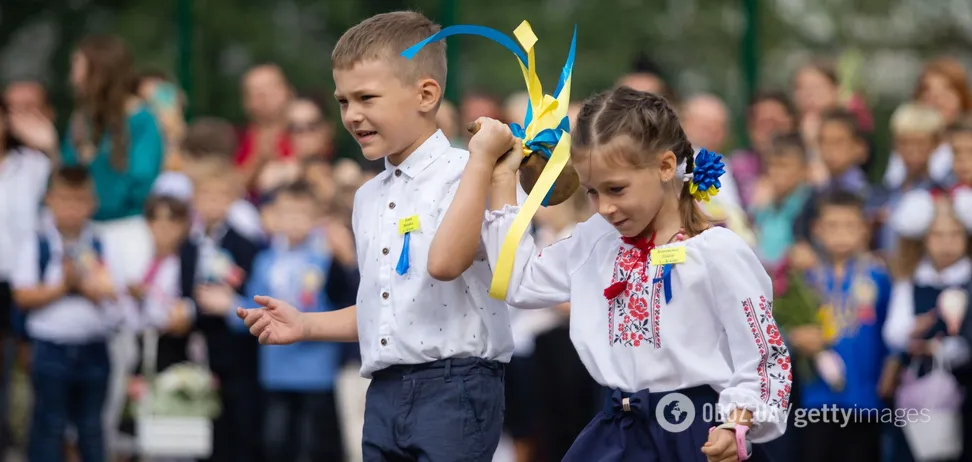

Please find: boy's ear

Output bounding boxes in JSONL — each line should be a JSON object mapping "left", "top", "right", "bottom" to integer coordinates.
{"left": 417, "top": 78, "right": 442, "bottom": 115}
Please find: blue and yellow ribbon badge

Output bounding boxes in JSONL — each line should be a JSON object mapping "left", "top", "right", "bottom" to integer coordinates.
{"left": 402, "top": 21, "right": 577, "bottom": 300}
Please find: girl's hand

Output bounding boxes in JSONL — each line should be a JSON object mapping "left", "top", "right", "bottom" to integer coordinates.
{"left": 702, "top": 427, "right": 739, "bottom": 461}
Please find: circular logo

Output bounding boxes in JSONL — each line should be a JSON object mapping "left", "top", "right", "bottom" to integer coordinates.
{"left": 655, "top": 392, "right": 695, "bottom": 433}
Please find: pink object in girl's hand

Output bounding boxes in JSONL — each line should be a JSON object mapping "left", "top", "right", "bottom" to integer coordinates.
{"left": 939, "top": 289, "right": 968, "bottom": 336}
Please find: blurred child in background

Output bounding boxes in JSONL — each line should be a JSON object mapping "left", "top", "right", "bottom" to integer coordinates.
{"left": 750, "top": 133, "right": 813, "bottom": 269}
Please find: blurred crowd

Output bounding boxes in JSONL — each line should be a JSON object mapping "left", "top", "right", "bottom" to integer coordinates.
{"left": 0, "top": 31, "right": 971, "bottom": 462}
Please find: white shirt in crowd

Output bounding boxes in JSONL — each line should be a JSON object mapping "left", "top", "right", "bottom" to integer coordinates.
{"left": 151, "top": 171, "right": 264, "bottom": 242}
{"left": 351, "top": 130, "right": 515, "bottom": 378}
{"left": 0, "top": 148, "right": 51, "bottom": 281}
{"left": 11, "top": 221, "right": 135, "bottom": 343}
{"left": 883, "top": 257, "right": 972, "bottom": 367}
{"left": 483, "top": 210, "right": 791, "bottom": 443}
{"left": 883, "top": 143, "right": 953, "bottom": 189}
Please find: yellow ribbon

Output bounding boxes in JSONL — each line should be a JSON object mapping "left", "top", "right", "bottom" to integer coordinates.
{"left": 488, "top": 21, "right": 573, "bottom": 300}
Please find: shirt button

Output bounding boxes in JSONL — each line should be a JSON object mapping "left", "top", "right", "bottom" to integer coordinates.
{"left": 395, "top": 169, "right": 402, "bottom": 177}
{"left": 389, "top": 202, "right": 396, "bottom": 209}
{"left": 382, "top": 247, "right": 389, "bottom": 255}
{"left": 382, "top": 291, "right": 389, "bottom": 299}
{"left": 380, "top": 338, "right": 388, "bottom": 346}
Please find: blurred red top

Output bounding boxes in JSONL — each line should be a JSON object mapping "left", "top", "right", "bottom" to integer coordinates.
{"left": 234, "top": 126, "right": 293, "bottom": 166}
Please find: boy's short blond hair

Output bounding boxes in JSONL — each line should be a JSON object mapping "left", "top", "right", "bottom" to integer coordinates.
{"left": 189, "top": 157, "right": 240, "bottom": 189}
{"left": 890, "top": 103, "right": 945, "bottom": 136}
{"left": 331, "top": 11, "right": 446, "bottom": 88}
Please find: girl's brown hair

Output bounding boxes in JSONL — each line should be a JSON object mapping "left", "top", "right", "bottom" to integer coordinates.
{"left": 571, "top": 86, "right": 709, "bottom": 236}
{"left": 73, "top": 35, "right": 135, "bottom": 171}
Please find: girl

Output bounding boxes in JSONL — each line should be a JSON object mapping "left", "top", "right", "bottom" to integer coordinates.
{"left": 436, "top": 87, "right": 790, "bottom": 461}
{"left": 882, "top": 188, "right": 972, "bottom": 462}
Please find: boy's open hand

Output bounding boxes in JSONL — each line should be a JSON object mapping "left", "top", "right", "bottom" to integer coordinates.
{"left": 236, "top": 295, "right": 305, "bottom": 345}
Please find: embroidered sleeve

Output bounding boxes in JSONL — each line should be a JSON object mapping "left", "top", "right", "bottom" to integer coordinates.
{"left": 707, "top": 229, "right": 790, "bottom": 443}
{"left": 481, "top": 205, "right": 572, "bottom": 308}
{"left": 882, "top": 281, "right": 916, "bottom": 353}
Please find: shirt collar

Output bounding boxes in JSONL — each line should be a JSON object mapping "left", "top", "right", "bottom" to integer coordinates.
{"left": 915, "top": 257, "right": 972, "bottom": 287}
{"left": 383, "top": 130, "right": 450, "bottom": 180}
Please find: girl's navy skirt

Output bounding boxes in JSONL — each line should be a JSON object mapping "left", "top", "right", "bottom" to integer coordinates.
{"left": 562, "top": 385, "right": 776, "bottom": 462}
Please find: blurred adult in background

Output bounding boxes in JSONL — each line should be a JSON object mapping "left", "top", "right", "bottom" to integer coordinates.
{"left": 256, "top": 94, "right": 334, "bottom": 195}
{"left": 617, "top": 53, "right": 678, "bottom": 104}
{"left": 792, "top": 60, "right": 841, "bottom": 184}
{"left": 460, "top": 90, "right": 502, "bottom": 142}
{"left": 235, "top": 63, "right": 294, "bottom": 191}
{"left": 0, "top": 98, "right": 52, "bottom": 454}
{"left": 55, "top": 34, "right": 165, "bottom": 453}
{"left": 730, "top": 91, "right": 797, "bottom": 209}
{"left": 884, "top": 57, "right": 972, "bottom": 189}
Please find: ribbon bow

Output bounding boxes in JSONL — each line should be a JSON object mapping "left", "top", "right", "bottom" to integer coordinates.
{"left": 605, "top": 390, "right": 644, "bottom": 428}
{"left": 402, "top": 21, "right": 577, "bottom": 300}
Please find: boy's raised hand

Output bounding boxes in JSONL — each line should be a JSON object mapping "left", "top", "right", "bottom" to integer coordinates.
{"left": 236, "top": 295, "right": 305, "bottom": 345}
{"left": 468, "top": 117, "right": 517, "bottom": 164}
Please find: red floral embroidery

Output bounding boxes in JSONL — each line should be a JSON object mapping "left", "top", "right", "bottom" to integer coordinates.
{"left": 607, "top": 241, "right": 664, "bottom": 349}
{"left": 742, "top": 295, "right": 791, "bottom": 409}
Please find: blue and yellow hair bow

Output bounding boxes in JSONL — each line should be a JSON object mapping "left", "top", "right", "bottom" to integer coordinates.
{"left": 403, "top": 21, "right": 577, "bottom": 301}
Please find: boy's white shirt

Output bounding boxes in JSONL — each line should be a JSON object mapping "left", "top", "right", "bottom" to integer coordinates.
{"left": 351, "top": 129, "right": 516, "bottom": 378}
{"left": 0, "top": 147, "right": 51, "bottom": 281}
{"left": 11, "top": 219, "right": 137, "bottom": 343}
{"left": 483, "top": 209, "right": 791, "bottom": 443}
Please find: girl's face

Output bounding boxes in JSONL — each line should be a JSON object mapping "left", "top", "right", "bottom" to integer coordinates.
{"left": 70, "top": 51, "right": 88, "bottom": 94}
{"left": 925, "top": 203, "right": 968, "bottom": 270}
{"left": 919, "top": 72, "right": 963, "bottom": 124}
{"left": 576, "top": 143, "right": 674, "bottom": 237}
{"left": 148, "top": 207, "right": 187, "bottom": 253}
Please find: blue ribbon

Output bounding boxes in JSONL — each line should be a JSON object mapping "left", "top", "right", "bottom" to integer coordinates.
{"left": 396, "top": 233, "right": 411, "bottom": 275}
{"left": 401, "top": 25, "right": 528, "bottom": 66}
{"left": 509, "top": 116, "right": 571, "bottom": 206}
{"left": 653, "top": 264, "right": 673, "bottom": 304}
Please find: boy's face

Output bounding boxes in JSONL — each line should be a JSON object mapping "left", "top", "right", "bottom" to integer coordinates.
{"left": 148, "top": 206, "right": 187, "bottom": 252}
{"left": 46, "top": 182, "right": 95, "bottom": 231}
{"left": 813, "top": 205, "right": 868, "bottom": 259}
{"left": 766, "top": 150, "right": 806, "bottom": 198}
{"left": 895, "top": 132, "right": 938, "bottom": 176}
{"left": 275, "top": 194, "right": 318, "bottom": 244}
{"left": 818, "top": 121, "right": 865, "bottom": 175}
{"left": 333, "top": 58, "right": 440, "bottom": 162}
{"left": 949, "top": 131, "right": 972, "bottom": 186}
{"left": 193, "top": 177, "right": 237, "bottom": 226}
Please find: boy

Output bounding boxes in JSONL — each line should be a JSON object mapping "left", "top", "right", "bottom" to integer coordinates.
{"left": 947, "top": 115, "right": 972, "bottom": 189}
{"left": 787, "top": 190, "right": 891, "bottom": 462}
{"left": 816, "top": 108, "right": 870, "bottom": 196}
{"left": 235, "top": 11, "right": 516, "bottom": 461}
{"left": 12, "top": 166, "right": 132, "bottom": 462}
{"left": 199, "top": 181, "right": 357, "bottom": 462}
{"left": 874, "top": 103, "right": 942, "bottom": 253}
{"left": 152, "top": 117, "right": 264, "bottom": 242}
{"left": 750, "top": 133, "right": 813, "bottom": 268}
{"left": 186, "top": 158, "right": 263, "bottom": 462}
